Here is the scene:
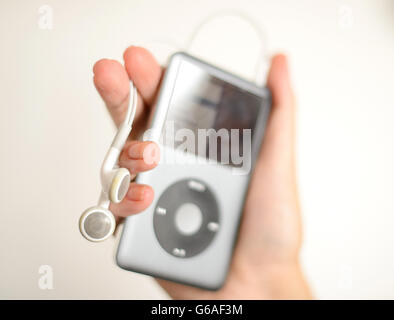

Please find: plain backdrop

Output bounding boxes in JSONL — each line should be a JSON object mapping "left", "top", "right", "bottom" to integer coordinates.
{"left": 0, "top": 0, "right": 393, "bottom": 299}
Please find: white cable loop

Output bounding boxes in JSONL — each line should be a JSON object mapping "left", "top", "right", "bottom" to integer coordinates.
{"left": 184, "top": 9, "right": 269, "bottom": 85}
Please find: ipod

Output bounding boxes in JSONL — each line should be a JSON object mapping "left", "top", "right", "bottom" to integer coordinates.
{"left": 116, "top": 52, "right": 271, "bottom": 290}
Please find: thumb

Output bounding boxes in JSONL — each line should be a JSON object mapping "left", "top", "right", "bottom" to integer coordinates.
{"left": 237, "top": 54, "right": 301, "bottom": 263}
{"left": 258, "top": 54, "right": 296, "bottom": 179}
{"left": 267, "top": 54, "right": 295, "bottom": 109}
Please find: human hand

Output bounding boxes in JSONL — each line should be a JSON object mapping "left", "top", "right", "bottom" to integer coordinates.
{"left": 93, "top": 46, "right": 312, "bottom": 299}
{"left": 92, "top": 47, "right": 163, "bottom": 219}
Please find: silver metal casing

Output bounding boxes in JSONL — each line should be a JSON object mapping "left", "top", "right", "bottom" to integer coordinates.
{"left": 116, "top": 52, "right": 271, "bottom": 290}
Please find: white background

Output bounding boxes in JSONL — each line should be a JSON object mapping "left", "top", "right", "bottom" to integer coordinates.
{"left": 0, "top": 0, "right": 393, "bottom": 299}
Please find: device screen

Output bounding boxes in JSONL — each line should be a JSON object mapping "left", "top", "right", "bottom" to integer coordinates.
{"left": 162, "top": 60, "right": 263, "bottom": 167}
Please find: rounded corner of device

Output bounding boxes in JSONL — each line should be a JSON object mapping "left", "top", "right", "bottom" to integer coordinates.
{"left": 258, "top": 85, "right": 271, "bottom": 100}
{"left": 169, "top": 51, "right": 189, "bottom": 63}
{"left": 204, "top": 276, "right": 227, "bottom": 291}
{"left": 115, "top": 251, "right": 129, "bottom": 271}
{"left": 197, "top": 268, "right": 229, "bottom": 291}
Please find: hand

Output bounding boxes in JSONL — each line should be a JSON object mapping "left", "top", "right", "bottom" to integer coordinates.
{"left": 92, "top": 47, "right": 163, "bottom": 219}
{"left": 93, "top": 46, "right": 312, "bottom": 299}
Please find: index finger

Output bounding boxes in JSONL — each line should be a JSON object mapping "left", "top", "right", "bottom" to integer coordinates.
{"left": 123, "top": 46, "right": 163, "bottom": 106}
{"left": 93, "top": 58, "right": 143, "bottom": 128}
{"left": 92, "top": 47, "right": 163, "bottom": 130}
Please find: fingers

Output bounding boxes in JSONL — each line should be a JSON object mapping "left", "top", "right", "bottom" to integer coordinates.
{"left": 93, "top": 47, "right": 163, "bottom": 220}
{"left": 109, "top": 141, "right": 160, "bottom": 218}
{"left": 123, "top": 46, "right": 163, "bottom": 106}
{"left": 109, "top": 183, "right": 154, "bottom": 217}
{"left": 93, "top": 59, "right": 145, "bottom": 127}
{"left": 119, "top": 141, "right": 160, "bottom": 179}
{"left": 93, "top": 47, "right": 163, "bottom": 137}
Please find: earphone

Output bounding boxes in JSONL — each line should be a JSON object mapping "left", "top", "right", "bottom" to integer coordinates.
{"left": 79, "top": 81, "right": 138, "bottom": 242}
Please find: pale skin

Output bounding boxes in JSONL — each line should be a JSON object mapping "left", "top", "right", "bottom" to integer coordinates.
{"left": 93, "top": 46, "right": 313, "bottom": 299}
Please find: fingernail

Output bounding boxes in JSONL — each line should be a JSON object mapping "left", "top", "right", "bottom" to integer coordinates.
{"left": 128, "top": 143, "right": 142, "bottom": 159}
{"left": 142, "top": 143, "right": 160, "bottom": 165}
{"left": 128, "top": 186, "right": 147, "bottom": 201}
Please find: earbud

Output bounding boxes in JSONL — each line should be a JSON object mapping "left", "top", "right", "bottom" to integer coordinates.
{"left": 80, "top": 205, "right": 116, "bottom": 242}
{"left": 109, "top": 168, "right": 131, "bottom": 203}
{"left": 79, "top": 81, "right": 138, "bottom": 242}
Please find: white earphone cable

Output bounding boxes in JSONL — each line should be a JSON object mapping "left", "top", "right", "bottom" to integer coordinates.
{"left": 183, "top": 9, "right": 269, "bottom": 86}
{"left": 142, "top": 10, "right": 269, "bottom": 86}
{"left": 125, "top": 84, "right": 138, "bottom": 127}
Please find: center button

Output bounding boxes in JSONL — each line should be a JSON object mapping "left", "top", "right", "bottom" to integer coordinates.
{"left": 174, "top": 203, "right": 203, "bottom": 235}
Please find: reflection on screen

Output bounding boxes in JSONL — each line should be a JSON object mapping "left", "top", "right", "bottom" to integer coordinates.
{"left": 162, "top": 60, "right": 261, "bottom": 167}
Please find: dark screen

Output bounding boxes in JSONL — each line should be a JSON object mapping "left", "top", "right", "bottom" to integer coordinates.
{"left": 162, "top": 60, "right": 261, "bottom": 166}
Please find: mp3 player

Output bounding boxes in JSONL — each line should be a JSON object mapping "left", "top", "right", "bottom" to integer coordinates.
{"left": 116, "top": 52, "right": 271, "bottom": 290}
